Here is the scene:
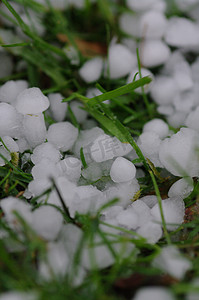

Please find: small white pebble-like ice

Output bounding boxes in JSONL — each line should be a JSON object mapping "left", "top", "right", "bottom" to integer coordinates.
{"left": 137, "top": 221, "right": 163, "bottom": 244}
{"left": 185, "top": 106, "right": 199, "bottom": 131}
{"left": 128, "top": 200, "right": 151, "bottom": 227}
{"left": 115, "top": 209, "right": 139, "bottom": 230}
{"left": 31, "top": 142, "right": 62, "bottom": 165}
{"left": 137, "top": 131, "right": 162, "bottom": 167}
{"left": 151, "top": 196, "right": 185, "bottom": 231}
{"left": 31, "top": 159, "right": 61, "bottom": 180}
{"left": 168, "top": 177, "right": 194, "bottom": 199}
{"left": 159, "top": 127, "right": 199, "bottom": 177}
{"left": 126, "top": 0, "right": 159, "bottom": 12}
{"left": 31, "top": 205, "right": 63, "bottom": 240}
{"left": 15, "top": 87, "right": 49, "bottom": 115}
{"left": 22, "top": 114, "right": 47, "bottom": 149}
{"left": 153, "top": 245, "right": 192, "bottom": 279}
{"left": 48, "top": 93, "right": 68, "bottom": 122}
{"left": 0, "top": 103, "right": 22, "bottom": 138}
{"left": 110, "top": 157, "right": 136, "bottom": 183}
{"left": 106, "top": 43, "right": 137, "bottom": 79}
{"left": 132, "top": 287, "right": 175, "bottom": 300}
{"left": 79, "top": 57, "right": 103, "bottom": 83}
{"left": 150, "top": 75, "right": 179, "bottom": 105}
{"left": 143, "top": 118, "right": 169, "bottom": 139}
{"left": 165, "top": 17, "right": 199, "bottom": 48}
{"left": 56, "top": 156, "right": 81, "bottom": 182}
{"left": 0, "top": 80, "right": 28, "bottom": 104}
{"left": 47, "top": 122, "right": 78, "bottom": 152}
{"left": 140, "top": 10, "right": 167, "bottom": 39}
{"left": 141, "top": 40, "right": 171, "bottom": 68}
{"left": 90, "top": 134, "right": 132, "bottom": 162}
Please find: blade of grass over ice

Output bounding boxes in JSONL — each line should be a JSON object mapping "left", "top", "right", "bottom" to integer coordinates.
{"left": 85, "top": 77, "right": 152, "bottom": 106}
{"left": 149, "top": 170, "right": 171, "bottom": 245}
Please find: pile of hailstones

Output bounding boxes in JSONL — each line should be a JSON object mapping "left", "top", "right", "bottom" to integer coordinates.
{"left": 0, "top": 81, "right": 194, "bottom": 284}
{"left": 2, "top": 0, "right": 199, "bottom": 292}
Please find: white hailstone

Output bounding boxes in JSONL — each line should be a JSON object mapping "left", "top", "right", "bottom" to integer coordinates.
{"left": 0, "top": 103, "right": 22, "bottom": 138}
{"left": 31, "top": 142, "right": 62, "bottom": 165}
{"left": 167, "top": 111, "right": 187, "bottom": 128}
{"left": 48, "top": 93, "right": 68, "bottom": 122}
{"left": 73, "top": 127, "right": 104, "bottom": 162}
{"left": 140, "top": 195, "right": 158, "bottom": 208}
{"left": 157, "top": 105, "right": 174, "bottom": 116}
{"left": 159, "top": 128, "right": 199, "bottom": 177}
{"left": 27, "top": 178, "right": 52, "bottom": 197}
{"left": 143, "top": 118, "right": 169, "bottom": 139}
{"left": 82, "top": 161, "right": 103, "bottom": 181}
{"left": 90, "top": 134, "right": 132, "bottom": 162}
{"left": 39, "top": 242, "right": 69, "bottom": 280}
{"left": 22, "top": 113, "right": 47, "bottom": 149}
{"left": 31, "top": 205, "right": 63, "bottom": 240}
{"left": 115, "top": 209, "right": 138, "bottom": 230}
{"left": 79, "top": 57, "right": 103, "bottom": 83}
{"left": 104, "top": 179, "right": 140, "bottom": 207}
{"left": 141, "top": 40, "right": 171, "bottom": 68}
{"left": 110, "top": 157, "right": 136, "bottom": 183}
{"left": 70, "top": 101, "right": 88, "bottom": 124}
{"left": 168, "top": 177, "right": 194, "bottom": 199}
{"left": 15, "top": 87, "right": 49, "bottom": 115}
{"left": 0, "top": 80, "right": 28, "bottom": 104}
{"left": 1, "top": 136, "right": 19, "bottom": 153}
{"left": 140, "top": 10, "right": 167, "bottom": 39}
{"left": 31, "top": 159, "right": 61, "bottom": 180}
{"left": 186, "top": 278, "right": 199, "bottom": 300}
{"left": 151, "top": 196, "right": 185, "bottom": 231}
{"left": 128, "top": 200, "right": 151, "bottom": 227}
{"left": 0, "top": 52, "right": 13, "bottom": 78}
{"left": 16, "top": 137, "right": 30, "bottom": 153}
{"left": 100, "top": 205, "right": 123, "bottom": 221}
{"left": 175, "top": 0, "right": 199, "bottom": 11}
{"left": 0, "top": 136, "right": 19, "bottom": 166}
{"left": 173, "top": 91, "right": 195, "bottom": 114}
{"left": 191, "top": 57, "right": 199, "bottom": 82}
{"left": 150, "top": 75, "right": 179, "bottom": 105}
{"left": 173, "top": 61, "right": 194, "bottom": 92}
{"left": 126, "top": 0, "right": 159, "bottom": 12}
{"left": 0, "top": 197, "right": 32, "bottom": 230}
{"left": 69, "top": 185, "right": 105, "bottom": 217}
{"left": 55, "top": 176, "right": 77, "bottom": 208}
{"left": 82, "top": 235, "right": 134, "bottom": 270}
{"left": 153, "top": 245, "right": 192, "bottom": 279}
{"left": 132, "top": 287, "right": 175, "bottom": 300}
{"left": 0, "top": 291, "right": 36, "bottom": 300}
{"left": 185, "top": 106, "right": 199, "bottom": 131}
{"left": 47, "top": 122, "right": 78, "bottom": 152}
{"left": 137, "top": 221, "right": 162, "bottom": 244}
{"left": 165, "top": 17, "right": 199, "bottom": 48}
{"left": 126, "top": 68, "right": 154, "bottom": 94}
{"left": 106, "top": 43, "right": 137, "bottom": 79}
{"left": 137, "top": 131, "right": 163, "bottom": 167}
{"left": 119, "top": 13, "right": 142, "bottom": 38}
{"left": 56, "top": 156, "right": 81, "bottom": 182}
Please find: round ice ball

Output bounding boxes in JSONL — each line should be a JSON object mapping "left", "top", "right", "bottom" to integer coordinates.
{"left": 79, "top": 57, "right": 103, "bottom": 83}
{"left": 110, "top": 157, "right": 136, "bottom": 183}
{"left": 47, "top": 122, "right": 78, "bottom": 152}
{"left": 143, "top": 118, "right": 169, "bottom": 139}
{"left": 15, "top": 87, "right": 49, "bottom": 115}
